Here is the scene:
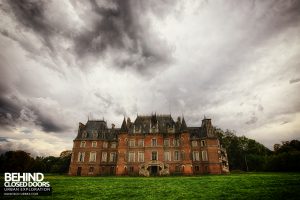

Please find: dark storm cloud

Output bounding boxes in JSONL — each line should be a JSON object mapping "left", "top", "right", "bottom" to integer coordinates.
{"left": 5, "top": 0, "right": 174, "bottom": 73}
{"left": 0, "top": 95, "right": 69, "bottom": 133}
{"left": 74, "top": 0, "right": 174, "bottom": 72}
{"left": 7, "top": 0, "right": 54, "bottom": 50}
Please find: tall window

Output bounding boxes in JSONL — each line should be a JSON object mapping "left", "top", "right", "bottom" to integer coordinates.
{"left": 164, "top": 139, "right": 170, "bottom": 146}
{"left": 164, "top": 151, "right": 171, "bottom": 161}
{"left": 201, "top": 140, "right": 206, "bottom": 147}
{"left": 110, "top": 152, "right": 117, "bottom": 162}
{"left": 192, "top": 141, "right": 198, "bottom": 147}
{"left": 80, "top": 141, "right": 86, "bottom": 147}
{"left": 202, "top": 150, "right": 208, "bottom": 161}
{"left": 92, "top": 141, "right": 97, "bottom": 148}
{"left": 138, "top": 152, "right": 144, "bottom": 162}
{"left": 129, "top": 139, "right": 135, "bottom": 147}
{"left": 152, "top": 151, "right": 157, "bottom": 160}
{"left": 78, "top": 152, "right": 85, "bottom": 162}
{"left": 152, "top": 138, "right": 157, "bottom": 147}
{"left": 101, "top": 152, "right": 107, "bottom": 162}
{"left": 193, "top": 151, "right": 200, "bottom": 161}
{"left": 103, "top": 142, "right": 108, "bottom": 148}
{"left": 138, "top": 139, "right": 144, "bottom": 147}
{"left": 174, "top": 151, "right": 180, "bottom": 161}
{"left": 174, "top": 138, "right": 180, "bottom": 147}
{"left": 89, "top": 152, "right": 96, "bottom": 162}
{"left": 111, "top": 142, "right": 117, "bottom": 148}
{"left": 128, "top": 152, "right": 135, "bottom": 162}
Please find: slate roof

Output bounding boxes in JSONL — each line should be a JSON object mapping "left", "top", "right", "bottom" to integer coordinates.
{"left": 75, "top": 114, "right": 217, "bottom": 140}
{"left": 76, "top": 120, "right": 118, "bottom": 141}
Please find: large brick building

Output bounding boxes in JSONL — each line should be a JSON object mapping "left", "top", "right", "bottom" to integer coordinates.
{"left": 69, "top": 114, "right": 229, "bottom": 176}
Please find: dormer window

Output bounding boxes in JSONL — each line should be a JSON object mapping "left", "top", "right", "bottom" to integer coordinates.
{"left": 82, "top": 131, "right": 88, "bottom": 138}
{"left": 93, "top": 131, "right": 98, "bottom": 138}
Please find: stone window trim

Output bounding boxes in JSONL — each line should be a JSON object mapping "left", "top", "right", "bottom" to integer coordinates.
{"left": 92, "top": 141, "right": 97, "bottom": 148}
{"left": 89, "top": 152, "right": 97, "bottom": 162}
{"left": 77, "top": 152, "right": 85, "bottom": 162}
{"left": 128, "top": 152, "right": 135, "bottom": 162}
{"left": 202, "top": 150, "right": 208, "bottom": 161}
{"left": 193, "top": 151, "right": 200, "bottom": 161}
{"left": 164, "top": 138, "right": 170, "bottom": 147}
{"left": 151, "top": 138, "right": 157, "bottom": 147}
{"left": 201, "top": 140, "right": 206, "bottom": 147}
{"left": 101, "top": 152, "right": 107, "bottom": 162}
{"left": 103, "top": 141, "right": 108, "bottom": 148}
{"left": 80, "top": 141, "right": 86, "bottom": 148}
{"left": 138, "top": 139, "right": 144, "bottom": 147}
{"left": 129, "top": 139, "right": 135, "bottom": 147}
{"left": 192, "top": 140, "right": 198, "bottom": 147}
{"left": 151, "top": 151, "right": 158, "bottom": 161}
{"left": 138, "top": 151, "right": 144, "bottom": 162}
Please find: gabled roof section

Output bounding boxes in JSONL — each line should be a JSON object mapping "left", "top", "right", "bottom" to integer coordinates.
{"left": 181, "top": 117, "right": 188, "bottom": 131}
{"left": 120, "top": 117, "right": 128, "bottom": 132}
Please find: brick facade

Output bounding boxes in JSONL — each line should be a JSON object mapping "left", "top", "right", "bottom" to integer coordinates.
{"left": 69, "top": 114, "right": 229, "bottom": 176}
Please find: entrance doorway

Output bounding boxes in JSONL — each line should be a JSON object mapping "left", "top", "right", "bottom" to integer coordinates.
{"left": 150, "top": 166, "right": 158, "bottom": 176}
{"left": 77, "top": 167, "right": 82, "bottom": 176}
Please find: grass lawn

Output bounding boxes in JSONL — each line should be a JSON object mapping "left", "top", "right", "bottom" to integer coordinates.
{"left": 1, "top": 173, "right": 300, "bottom": 199}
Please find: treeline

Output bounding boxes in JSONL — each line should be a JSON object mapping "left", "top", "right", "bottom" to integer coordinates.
{"left": 0, "top": 150, "right": 71, "bottom": 174}
{"left": 216, "top": 129, "right": 300, "bottom": 172}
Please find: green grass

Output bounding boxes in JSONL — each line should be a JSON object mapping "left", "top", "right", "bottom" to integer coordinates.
{"left": 1, "top": 173, "right": 300, "bottom": 199}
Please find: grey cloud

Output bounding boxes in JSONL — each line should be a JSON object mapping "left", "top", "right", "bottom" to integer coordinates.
{"left": 289, "top": 78, "right": 300, "bottom": 84}
{"left": 246, "top": 116, "right": 258, "bottom": 125}
{"left": 7, "top": 0, "right": 54, "bottom": 50}
{"left": 4, "top": 0, "right": 174, "bottom": 74}
{"left": 0, "top": 95, "right": 69, "bottom": 133}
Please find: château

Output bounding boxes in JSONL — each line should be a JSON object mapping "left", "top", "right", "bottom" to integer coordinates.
{"left": 69, "top": 114, "right": 229, "bottom": 176}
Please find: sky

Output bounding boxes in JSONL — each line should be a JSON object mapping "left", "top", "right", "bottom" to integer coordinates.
{"left": 0, "top": 0, "right": 299, "bottom": 156}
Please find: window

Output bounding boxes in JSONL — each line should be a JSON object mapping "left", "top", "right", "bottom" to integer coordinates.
{"left": 101, "top": 152, "right": 107, "bottom": 162}
{"left": 194, "top": 166, "right": 200, "bottom": 171}
{"left": 103, "top": 142, "right": 108, "bottom": 148}
{"left": 111, "top": 142, "right": 117, "bottom": 148}
{"left": 164, "top": 139, "right": 170, "bottom": 146}
{"left": 129, "top": 166, "right": 134, "bottom": 172}
{"left": 152, "top": 151, "right": 157, "bottom": 160}
{"left": 129, "top": 139, "right": 135, "bottom": 147}
{"left": 110, "top": 152, "right": 117, "bottom": 162}
{"left": 128, "top": 152, "right": 135, "bottom": 162}
{"left": 181, "top": 151, "right": 185, "bottom": 160}
{"left": 174, "top": 151, "right": 180, "bottom": 161}
{"left": 82, "top": 131, "right": 87, "bottom": 138}
{"left": 78, "top": 152, "right": 85, "bottom": 162}
{"left": 80, "top": 141, "right": 86, "bottom": 147}
{"left": 201, "top": 140, "right": 206, "bottom": 147}
{"left": 92, "top": 141, "right": 97, "bottom": 147}
{"left": 152, "top": 138, "right": 157, "bottom": 147}
{"left": 89, "top": 152, "right": 96, "bottom": 162}
{"left": 93, "top": 131, "right": 98, "bottom": 138}
{"left": 174, "top": 138, "right": 180, "bottom": 146}
{"left": 164, "top": 151, "right": 171, "bottom": 161}
{"left": 89, "top": 167, "right": 94, "bottom": 173}
{"left": 192, "top": 141, "right": 197, "bottom": 147}
{"left": 175, "top": 165, "right": 181, "bottom": 172}
{"left": 202, "top": 150, "right": 208, "bottom": 161}
{"left": 138, "top": 152, "right": 144, "bottom": 162}
{"left": 138, "top": 139, "right": 144, "bottom": 147}
{"left": 193, "top": 151, "right": 200, "bottom": 161}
